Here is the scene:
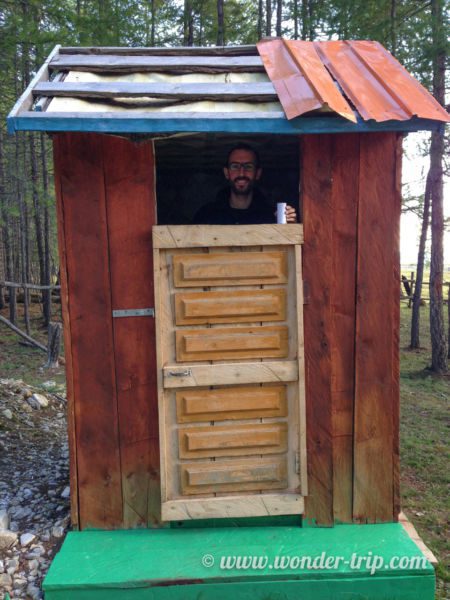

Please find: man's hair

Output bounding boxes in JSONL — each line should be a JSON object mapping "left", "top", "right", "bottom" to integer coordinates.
{"left": 225, "top": 143, "right": 260, "bottom": 168}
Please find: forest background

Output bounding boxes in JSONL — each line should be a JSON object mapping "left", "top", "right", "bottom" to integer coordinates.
{"left": 0, "top": 0, "right": 448, "bottom": 371}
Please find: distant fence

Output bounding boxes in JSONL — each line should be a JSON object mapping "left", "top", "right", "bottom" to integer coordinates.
{"left": 401, "top": 271, "right": 450, "bottom": 307}
{"left": 0, "top": 280, "right": 63, "bottom": 367}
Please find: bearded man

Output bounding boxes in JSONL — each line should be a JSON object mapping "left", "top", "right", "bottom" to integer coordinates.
{"left": 193, "top": 143, "right": 297, "bottom": 225}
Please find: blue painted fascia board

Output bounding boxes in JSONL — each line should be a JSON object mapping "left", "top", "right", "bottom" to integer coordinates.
{"left": 7, "top": 112, "right": 446, "bottom": 136}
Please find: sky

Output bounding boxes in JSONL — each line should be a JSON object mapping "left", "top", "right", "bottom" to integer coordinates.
{"left": 400, "top": 132, "right": 449, "bottom": 267}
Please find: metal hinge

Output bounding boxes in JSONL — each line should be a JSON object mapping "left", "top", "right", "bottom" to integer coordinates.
{"left": 112, "top": 308, "right": 155, "bottom": 318}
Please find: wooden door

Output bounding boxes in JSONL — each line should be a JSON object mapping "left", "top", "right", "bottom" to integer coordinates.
{"left": 153, "top": 224, "right": 307, "bottom": 521}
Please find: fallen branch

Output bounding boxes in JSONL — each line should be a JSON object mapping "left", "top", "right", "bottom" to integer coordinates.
{"left": 0, "top": 314, "right": 47, "bottom": 353}
{"left": 0, "top": 281, "right": 61, "bottom": 291}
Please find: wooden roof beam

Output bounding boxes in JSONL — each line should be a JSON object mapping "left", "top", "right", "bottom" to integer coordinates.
{"left": 49, "top": 55, "right": 266, "bottom": 74}
{"left": 34, "top": 81, "right": 278, "bottom": 102}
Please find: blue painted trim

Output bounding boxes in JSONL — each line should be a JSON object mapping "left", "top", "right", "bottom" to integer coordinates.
{"left": 7, "top": 112, "right": 446, "bottom": 135}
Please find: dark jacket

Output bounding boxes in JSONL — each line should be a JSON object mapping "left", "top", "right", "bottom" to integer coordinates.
{"left": 193, "top": 188, "right": 275, "bottom": 225}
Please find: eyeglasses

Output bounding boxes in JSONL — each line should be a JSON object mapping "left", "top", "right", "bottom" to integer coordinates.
{"left": 227, "top": 162, "right": 257, "bottom": 172}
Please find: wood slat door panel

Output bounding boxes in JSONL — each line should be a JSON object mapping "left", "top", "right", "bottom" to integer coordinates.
{"left": 178, "top": 423, "right": 288, "bottom": 458}
{"left": 181, "top": 457, "right": 288, "bottom": 495}
{"left": 176, "top": 385, "right": 288, "bottom": 422}
{"left": 175, "top": 289, "right": 286, "bottom": 325}
{"left": 173, "top": 251, "right": 288, "bottom": 287}
{"left": 153, "top": 225, "right": 306, "bottom": 521}
{"left": 176, "top": 326, "right": 289, "bottom": 362}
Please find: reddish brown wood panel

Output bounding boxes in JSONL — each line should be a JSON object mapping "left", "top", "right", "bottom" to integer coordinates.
{"left": 392, "top": 134, "right": 402, "bottom": 521}
{"left": 330, "top": 134, "right": 359, "bottom": 523}
{"left": 301, "top": 134, "right": 334, "bottom": 525}
{"left": 53, "top": 133, "right": 122, "bottom": 528}
{"left": 102, "top": 135, "right": 160, "bottom": 527}
{"left": 53, "top": 137, "right": 79, "bottom": 530}
{"left": 353, "top": 132, "right": 401, "bottom": 523}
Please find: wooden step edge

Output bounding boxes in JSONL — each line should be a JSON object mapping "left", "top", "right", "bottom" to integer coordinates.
{"left": 399, "top": 511, "right": 438, "bottom": 566}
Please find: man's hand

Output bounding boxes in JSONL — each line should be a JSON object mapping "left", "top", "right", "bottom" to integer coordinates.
{"left": 285, "top": 205, "right": 297, "bottom": 223}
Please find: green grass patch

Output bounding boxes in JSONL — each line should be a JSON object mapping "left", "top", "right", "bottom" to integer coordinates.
{"left": 0, "top": 303, "right": 66, "bottom": 387}
{"left": 399, "top": 304, "right": 449, "bottom": 599}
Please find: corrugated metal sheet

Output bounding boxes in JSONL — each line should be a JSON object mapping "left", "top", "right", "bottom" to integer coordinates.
{"left": 257, "top": 39, "right": 449, "bottom": 123}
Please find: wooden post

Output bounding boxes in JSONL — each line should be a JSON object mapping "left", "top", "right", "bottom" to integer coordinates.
{"left": 45, "top": 322, "right": 62, "bottom": 368}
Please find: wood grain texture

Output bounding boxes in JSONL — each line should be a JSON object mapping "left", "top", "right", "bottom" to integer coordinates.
{"left": 176, "top": 385, "right": 287, "bottom": 422}
{"left": 173, "top": 251, "right": 288, "bottom": 288}
{"left": 153, "top": 224, "right": 303, "bottom": 248}
{"left": 330, "top": 134, "right": 359, "bottom": 523}
{"left": 35, "top": 81, "right": 277, "bottom": 101}
{"left": 176, "top": 326, "right": 289, "bottom": 362}
{"left": 353, "top": 132, "right": 400, "bottom": 523}
{"left": 50, "top": 54, "right": 265, "bottom": 72}
{"left": 162, "top": 494, "right": 304, "bottom": 521}
{"left": 175, "top": 288, "right": 286, "bottom": 325}
{"left": 53, "top": 133, "right": 122, "bottom": 529}
{"left": 294, "top": 245, "right": 308, "bottom": 496}
{"left": 178, "top": 423, "right": 288, "bottom": 458}
{"left": 392, "top": 134, "right": 402, "bottom": 521}
{"left": 181, "top": 456, "right": 287, "bottom": 495}
{"left": 53, "top": 135, "right": 78, "bottom": 529}
{"left": 59, "top": 45, "right": 259, "bottom": 56}
{"left": 301, "top": 134, "right": 334, "bottom": 525}
{"left": 163, "top": 361, "right": 299, "bottom": 388}
{"left": 102, "top": 135, "right": 160, "bottom": 527}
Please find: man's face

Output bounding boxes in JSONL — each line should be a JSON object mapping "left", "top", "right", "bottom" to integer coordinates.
{"left": 224, "top": 149, "right": 262, "bottom": 196}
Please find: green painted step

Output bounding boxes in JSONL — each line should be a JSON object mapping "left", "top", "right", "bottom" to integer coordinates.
{"left": 43, "top": 523, "right": 435, "bottom": 599}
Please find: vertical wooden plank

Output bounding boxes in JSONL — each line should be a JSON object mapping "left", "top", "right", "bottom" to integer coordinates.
{"left": 392, "top": 134, "right": 403, "bottom": 521}
{"left": 53, "top": 136, "right": 79, "bottom": 529}
{"left": 330, "top": 134, "right": 359, "bottom": 523}
{"left": 102, "top": 135, "right": 161, "bottom": 527}
{"left": 54, "top": 132, "right": 122, "bottom": 528}
{"left": 301, "top": 134, "right": 334, "bottom": 525}
{"left": 353, "top": 132, "right": 400, "bottom": 523}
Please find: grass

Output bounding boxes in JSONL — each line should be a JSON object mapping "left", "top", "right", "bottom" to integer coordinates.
{"left": 399, "top": 302, "right": 449, "bottom": 599}
{"left": 0, "top": 302, "right": 66, "bottom": 388}
{"left": 0, "top": 299, "right": 448, "bottom": 597}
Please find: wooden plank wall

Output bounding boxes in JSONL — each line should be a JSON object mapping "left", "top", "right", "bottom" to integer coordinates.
{"left": 54, "top": 132, "right": 159, "bottom": 529}
{"left": 302, "top": 132, "right": 401, "bottom": 525}
{"left": 55, "top": 129, "right": 400, "bottom": 529}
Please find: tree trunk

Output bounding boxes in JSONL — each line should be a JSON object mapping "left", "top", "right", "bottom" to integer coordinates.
{"left": 410, "top": 172, "right": 431, "bottom": 348}
{"left": 265, "top": 0, "right": 272, "bottom": 36}
{"left": 184, "top": 0, "right": 194, "bottom": 46}
{"left": 40, "top": 133, "right": 51, "bottom": 326}
{"left": 276, "top": 0, "right": 282, "bottom": 36}
{"left": 301, "top": 0, "right": 308, "bottom": 40}
{"left": 257, "top": 0, "right": 263, "bottom": 39}
{"left": 30, "top": 132, "right": 46, "bottom": 321}
{"left": 390, "top": 0, "right": 397, "bottom": 55}
{"left": 150, "top": 0, "right": 156, "bottom": 46}
{"left": 293, "top": 0, "right": 299, "bottom": 39}
{"left": 217, "top": 0, "right": 224, "bottom": 45}
{"left": 429, "top": 0, "right": 447, "bottom": 373}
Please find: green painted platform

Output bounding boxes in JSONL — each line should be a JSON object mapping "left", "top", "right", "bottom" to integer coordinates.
{"left": 43, "top": 523, "right": 435, "bottom": 599}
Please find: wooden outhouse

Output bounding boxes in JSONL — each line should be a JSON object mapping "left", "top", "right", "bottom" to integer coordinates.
{"left": 8, "top": 39, "right": 449, "bottom": 599}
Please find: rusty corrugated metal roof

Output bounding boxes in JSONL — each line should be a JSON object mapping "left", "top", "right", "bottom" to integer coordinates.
{"left": 257, "top": 39, "right": 449, "bottom": 123}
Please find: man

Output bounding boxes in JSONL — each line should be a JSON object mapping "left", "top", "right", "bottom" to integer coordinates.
{"left": 193, "top": 144, "right": 297, "bottom": 224}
